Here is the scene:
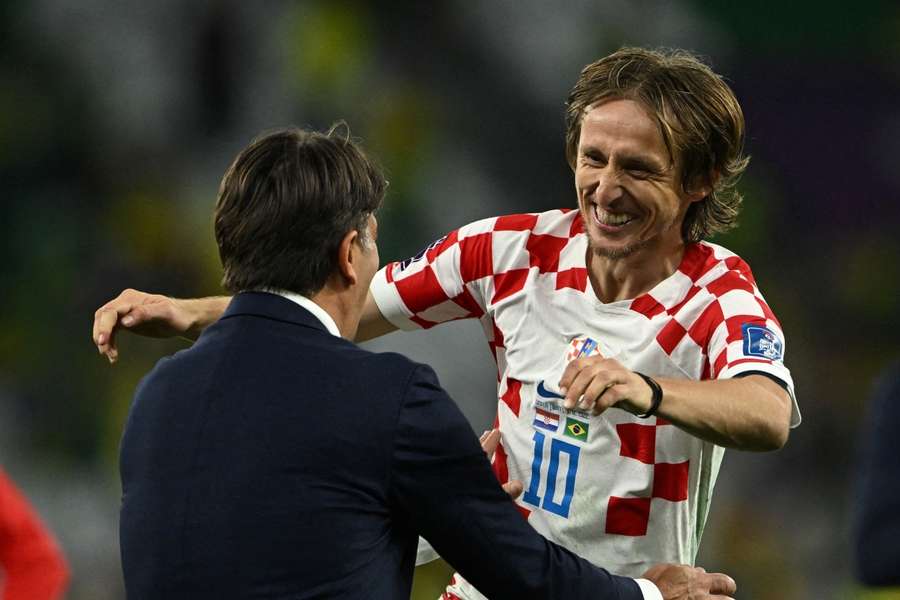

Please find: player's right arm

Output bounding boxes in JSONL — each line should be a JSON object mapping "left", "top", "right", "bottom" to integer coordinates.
{"left": 93, "top": 214, "right": 497, "bottom": 359}
{"left": 92, "top": 290, "right": 230, "bottom": 363}
{"left": 93, "top": 289, "right": 397, "bottom": 361}
{"left": 356, "top": 290, "right": 399, "bottom": 342}
{"left": 92, "top": 218, "right": 481, "bottom": 361}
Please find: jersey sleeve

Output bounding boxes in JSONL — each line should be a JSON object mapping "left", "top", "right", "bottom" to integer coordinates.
{"left": 370, "top": 217, "right": 499, "bottom": 331}
{"left": 701, "top": 272, "right": 801, "bottom": 427}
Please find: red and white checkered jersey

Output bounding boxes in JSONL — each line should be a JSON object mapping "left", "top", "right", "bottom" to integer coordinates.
{"left": 372, "top": 209, "right": 799, "bottom": 597}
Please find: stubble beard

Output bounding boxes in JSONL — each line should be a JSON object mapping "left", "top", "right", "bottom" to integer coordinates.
{"left": 588, "top": 236, "right": 653, "bottom": 260}
{"left": 583, "top": 219, "right": 654, "bottom": 260}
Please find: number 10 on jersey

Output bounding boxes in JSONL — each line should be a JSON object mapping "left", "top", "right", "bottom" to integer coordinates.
{"left": 522, "top": 431, "right": 581, "bottom": 518}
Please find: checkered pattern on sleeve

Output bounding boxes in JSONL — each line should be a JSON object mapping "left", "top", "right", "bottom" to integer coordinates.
{"left": 373, "top": 210, "right": 584, "bottom": 331}
{"left": 630, "top": 242, "right": 792, "bottom": 385}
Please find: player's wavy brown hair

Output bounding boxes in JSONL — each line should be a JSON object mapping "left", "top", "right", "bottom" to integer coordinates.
{"left": 565, "top": 47, "right": 749, "bottom": 242}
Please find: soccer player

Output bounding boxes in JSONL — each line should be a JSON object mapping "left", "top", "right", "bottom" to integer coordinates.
{"left": 94, "top": 47, "right": 798, "bottom": 599}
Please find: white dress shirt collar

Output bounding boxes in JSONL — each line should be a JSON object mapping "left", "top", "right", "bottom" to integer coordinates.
{"left": 263, "top": 289, "right": 341, "bottom": 338}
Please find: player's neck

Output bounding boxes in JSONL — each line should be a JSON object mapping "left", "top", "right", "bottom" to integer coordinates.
{"left": 586, "top": 239, "right": 686, "bottom": 304}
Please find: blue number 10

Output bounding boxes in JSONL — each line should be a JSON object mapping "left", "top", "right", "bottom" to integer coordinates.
{"left": 522, "top": 431, "right": 581, "bottom": 518}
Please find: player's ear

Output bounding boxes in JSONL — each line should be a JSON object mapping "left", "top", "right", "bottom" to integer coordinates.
{"left": 336, "top": 229, "right": 360, "bottom": 286}
{"left": 685, "top": 170, "right": 717, "bottom": 203}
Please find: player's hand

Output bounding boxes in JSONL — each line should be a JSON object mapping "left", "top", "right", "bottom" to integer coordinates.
{"left": 558, "top": 355, "right": 653, "bottom": 416}
{"left": 93, "top": 289, "right": 196, "bottom": 364}
{"left": 641, "top": 563, "right": 736, "bottom": 600}
{"left": 479, "top": 429, "right": 523, "bottom": 499}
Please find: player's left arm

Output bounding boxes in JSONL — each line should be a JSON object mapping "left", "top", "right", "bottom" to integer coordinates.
{"left": 559, "top": 360, "right": 791, "bottom": 451}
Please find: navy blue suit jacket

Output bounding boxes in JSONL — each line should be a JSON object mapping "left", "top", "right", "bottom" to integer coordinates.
{"left": 854, "top": 360, "right": 900, "bottom": 586}
{"left": 120, "top": 292, "right": 642, "bottom": 599}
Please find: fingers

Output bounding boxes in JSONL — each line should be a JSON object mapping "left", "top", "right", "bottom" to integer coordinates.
{"left": 94, "top": 304, "right": 132, "bottom": 364}
{"left": 561, "top": 361, "right": 605, "bottom": 409}
{"left": 92, "top": 289, "right": 153, "bottom": 363}
{"left": 705, "top": 573, "right": 737, "bottom": 595}
{"left": 93, "top": 307, "right": 124, "bottom": 348}
{"left": 582, "top": 377, "right": 621, "bottom": 414}
{"left": 639, "top": 564, "right": 667, "bottom": 580}
{"left": 559, "top": 359, "right": 627, "bottom": 414}
{"left": 479, "top": 429, "right": 519, "bottom": 497}
{"left": 480, "top": 429, "right": 501, "bottom": 458}
{"left": 558, "top": 360, "right": 580, "bottom": 395}
{"left": 100, "top": 317, "right": 120, "bottom": 363}
{"left": 501, "top": 480, "right": 523, "bottom": 499}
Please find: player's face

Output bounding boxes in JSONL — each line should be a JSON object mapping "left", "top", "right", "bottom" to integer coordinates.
{"left": 574, "top": 99, "right": 703, "bottom": 260}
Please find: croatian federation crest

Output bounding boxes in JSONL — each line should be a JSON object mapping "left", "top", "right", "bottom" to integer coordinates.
{"left": 565, "top": 336, "right": 602, "bottom": 361}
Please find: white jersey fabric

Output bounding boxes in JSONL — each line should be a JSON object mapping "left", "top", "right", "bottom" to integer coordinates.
{"left": 371, "top": 209, "right": 799, "bottom": 599}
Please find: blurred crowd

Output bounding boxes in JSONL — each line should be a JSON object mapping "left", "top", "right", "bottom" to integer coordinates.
{"left": 2, "top": 1, "right": 899, "bottom": 598}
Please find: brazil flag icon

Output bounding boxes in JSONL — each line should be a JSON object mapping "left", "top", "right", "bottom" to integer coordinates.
{"left": 564, "top": 417, "right": 589, "bottom": 442}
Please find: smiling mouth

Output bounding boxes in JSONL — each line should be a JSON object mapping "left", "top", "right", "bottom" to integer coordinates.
{"left": 592, "top": 205, "right": 635, "bottom": 229}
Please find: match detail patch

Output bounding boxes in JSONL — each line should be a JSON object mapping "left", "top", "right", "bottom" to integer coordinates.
{"left": 395, "top": 236, "right": 447, "bottom": 274}
{"left": 742, "top": 324, "right": 783, "bottom": 360}
{"left": 563, "top": 417, "right": 589, "bottom": 442}
{"left": 533, "top": 407, "right": 560, "bottom": 432}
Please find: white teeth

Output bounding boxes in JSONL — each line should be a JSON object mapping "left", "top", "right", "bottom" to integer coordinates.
{"left": 593, "top": 205, "right": 633, "bottom": 226}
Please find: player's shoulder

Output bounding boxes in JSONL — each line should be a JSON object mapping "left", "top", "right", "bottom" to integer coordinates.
{"left": 457, "top": 208, "right": 581, "bottom": 240}
{"left": 681, "top": 241, "right": 758, "bottom": 293}
{"left": 637, "top": 241, "right": 765, "bottom": 323}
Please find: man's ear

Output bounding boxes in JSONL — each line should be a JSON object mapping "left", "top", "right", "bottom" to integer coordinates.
{"left": 686, "top": 169, "right": 718, "bottom": 203}
{"left": 336, "top": 229, "right": 360, "bottom": 286}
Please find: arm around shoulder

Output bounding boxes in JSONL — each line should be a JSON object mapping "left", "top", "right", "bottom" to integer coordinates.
{"left": 93, "top": 289, "right": 231, "bottom": 363}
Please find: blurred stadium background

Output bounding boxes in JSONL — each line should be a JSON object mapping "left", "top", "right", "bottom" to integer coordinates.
{"left": 3, "top": 1, "right": 899, "bottom": 598}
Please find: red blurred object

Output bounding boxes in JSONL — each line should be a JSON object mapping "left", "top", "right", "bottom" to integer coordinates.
{"left": 0, "top": 468, "right": 69, "bottom": 600}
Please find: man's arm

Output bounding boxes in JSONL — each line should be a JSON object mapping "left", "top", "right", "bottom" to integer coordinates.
{"left": 648, "top": 374, "right": 790, "bottom": 450}
{"left": 92, "top": 289, "right": 229, "bottom": 362}
{"left": 93, "top": 289, "right": 397, "bottom": 362}
{"left": 558, "top": 357, "right": 791, "bottom": 451}
{"left": 391, "top": 364, "right": 736, "bottom": 600}
{"left": 356, "top": 290, "right": 399, "bottom": 341}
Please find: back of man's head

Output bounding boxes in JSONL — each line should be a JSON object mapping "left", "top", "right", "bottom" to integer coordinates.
{"left": 214, "top": 125, "right": 386, "bottom": 296}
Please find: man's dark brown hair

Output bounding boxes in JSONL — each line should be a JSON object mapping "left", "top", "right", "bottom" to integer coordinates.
{"left": 565, "top": 47, "right": 750, "bottom": 242}
{"left": 214, "top": 125, "right": 386, "bottom": 296}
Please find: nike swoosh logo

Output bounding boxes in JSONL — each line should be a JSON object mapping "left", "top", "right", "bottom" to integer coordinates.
{"left": 536, "top": 381, "right": 564, "bottom": 399}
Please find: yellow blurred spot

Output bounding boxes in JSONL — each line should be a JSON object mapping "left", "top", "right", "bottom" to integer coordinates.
{"left": 281, "top": 3, "right": 370, "bottom": 94}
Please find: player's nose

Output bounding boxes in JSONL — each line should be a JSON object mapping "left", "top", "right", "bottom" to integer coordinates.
{"left": 591, "top": 167, "right": 625, "bottom": 206}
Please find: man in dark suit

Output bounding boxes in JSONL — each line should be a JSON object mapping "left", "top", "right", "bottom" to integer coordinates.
{"left": 854, "top": 360, "right": 900, "bottom": 587}
{"left": 118, "top": 126, "right": 736, "bottom": 599}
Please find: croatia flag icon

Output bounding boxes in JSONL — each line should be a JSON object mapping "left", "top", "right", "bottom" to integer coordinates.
{"left": 533, "top": 407, "right": 560, "bottom": 432}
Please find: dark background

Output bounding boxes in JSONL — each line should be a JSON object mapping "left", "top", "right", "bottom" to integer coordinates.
{"left": 3, "top": 1, "right": 899, "bottom": 598}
